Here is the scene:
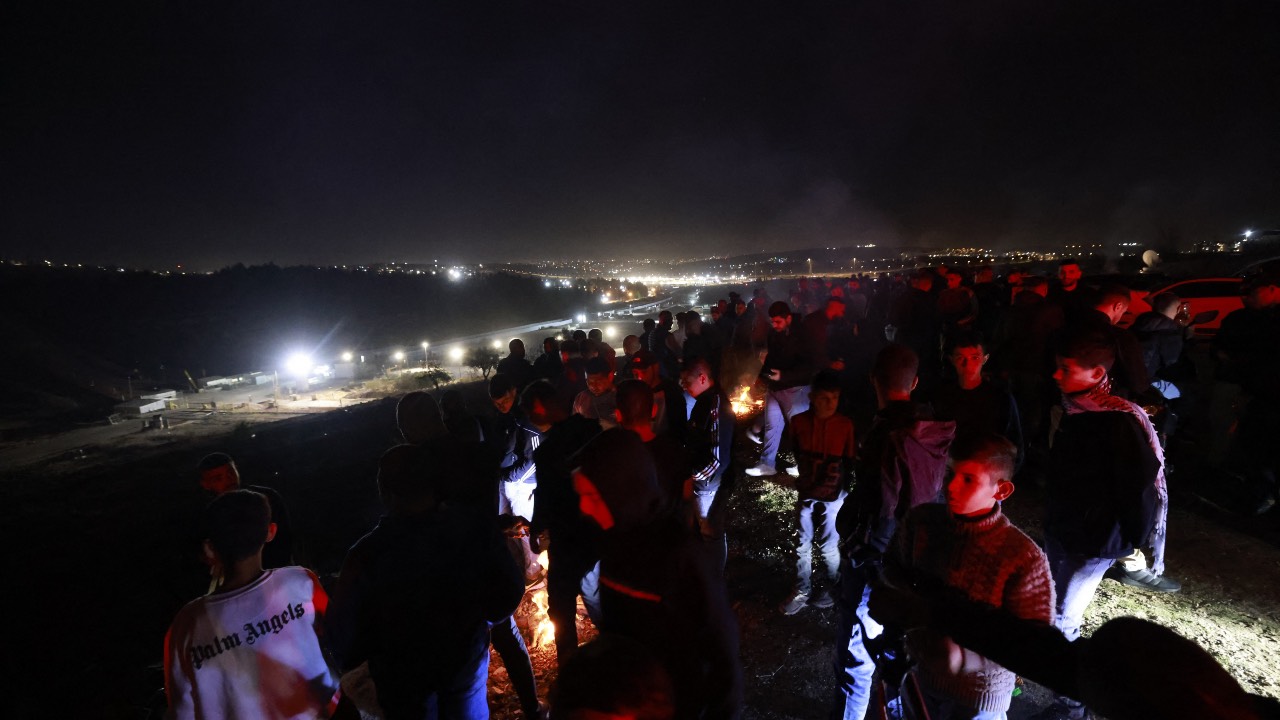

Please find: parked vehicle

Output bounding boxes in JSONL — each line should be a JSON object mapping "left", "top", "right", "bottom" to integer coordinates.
{"left": 1126, "top": 277, "right": 1243, "bottom": 337}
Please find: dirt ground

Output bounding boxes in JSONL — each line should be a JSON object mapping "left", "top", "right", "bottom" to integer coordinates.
{"left": 3, "top": 380, "right": 1278, "bottom": 719}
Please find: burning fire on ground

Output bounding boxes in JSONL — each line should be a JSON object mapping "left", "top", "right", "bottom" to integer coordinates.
{"left": 528, "top": 550, "right": 555, "bottom": 649}
{"left": 730, "top": 384, "right": 763, "bottom": 418}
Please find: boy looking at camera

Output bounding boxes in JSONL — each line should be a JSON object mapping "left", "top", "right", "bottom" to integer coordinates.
{"left": 884, "top": 434, "right": 1053, "bottom": 720}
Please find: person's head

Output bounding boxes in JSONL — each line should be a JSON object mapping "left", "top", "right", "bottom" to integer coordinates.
{"left": 809, "top": 370, "right": 842, "bottom": 420}
{"left": 1058, "top": 258, "right": 1082, "bottom": 291}
{"left": 588, "top": 328, "right": 603, "bottom": 342}
{"left": 630, "top": 350, "right": 660, "bottom": 387}
{"left": 709, "top": 306, "right": 722, "bottom": 322}
{"left": 489, "top": 373, "right": 518, "bottom": 414}
{"left": 377, "top": 444, "right": 436, "bottom": 515}
{"left": 560, "top": 339, "right": 581, "bottom": 361}
{"left": 551, "top": 634, "right": 675, "bottom": 720}
{"left": 658, "top": 310, "right": 673, "bottom": 329}
{"left": 397, "top": 391, "right": 446, "bottom": 444}
{"left": 1149, "top": 291, "right": 1181, "bottom": 319}
{"left": 1053, "top": 329, "right": 1114, "bottom": 394}
{"left": 768, "top": 301, "right": 792, "bottom": 332}
{"left": 944, "top": 270, "right": 963, "bottom": 290}
{"left": 1093, "top": 284, "right": 1131, "bottom": 325}
{"left": 946, "top": 433, "right": 1016, "bottom": 517}
{"left": 202, "top": 489, "right": 274, "bottom": 570}
{"left": 572, "top": 329, "right": 588, "bottom": 342}
{"left": 1022, "top": 275, "right": 1049, "bottom": 297}
{"left": 679, "top": 357, "right": 714, "bottom": 399}
{"left": 197, "top": 452, "right": 241, "bottom": 494}
{"left": 643, "top": 317, "right": 656, "bottom": 332}
{"left": 614, "top": 379, "right": 655, "bottom": 432}
{"left": 585, "top": 357, "right": 614, "bottom": 396}
{"left": 439, "top": 389, "right": 469, "bottom": 422}
{"left": 975, "top": 266, "right": 994, "bottom": 284}
{"left": 1077, "top": 617, "right": 1267, "bottom": 720}
{"left": 871, "top": 344, "right": 919, "bottom": 404}
{"left": 1245, "top": 273, "right": 1280, "bottom": 309}
{"left": 542, "top": 337, "right": 559, "bottom": 355}
{"left": 734, "top": 298, "right": 747, "bottom": 316}
{"left": 910, "top": 270, "right": 934, "bottom": 292}
{"left": 825, "top": 296, "right": 846, "bottom": 320}
{"left": 622, "top": 334, "right": 641, "bottom": 356}
{"left": 508, "top": 338, "right": 526, "bottom": 358}
{"left": 947, "top": 330, "right": 989, "bottom": 387}
{"left": 520, "top": 380, "right": 566, "bottom": 430}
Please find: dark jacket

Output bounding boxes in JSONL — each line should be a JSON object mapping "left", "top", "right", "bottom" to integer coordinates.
{"left": 327, "top": 506, "right": 523, "bottom": 697}
{"left": 582, "top": 430, "right": 744, "bottom": 720}
{"left": 1130, "top": 312, "right": 1183, "bottom": 379}
{"left": 531, "top": 414, "right": 602, "bottom": 548}
{"left": 762, "top": 324, "right": 816, "bottom": 391}
{"left": 837, "top": 401, "right": 956, "bottom": 553}
{"left": 1046, "top": 410, "right": 1160, "bottom": 559}
{"left": 928, "top": 380, "right": 1024, "bottom": 469}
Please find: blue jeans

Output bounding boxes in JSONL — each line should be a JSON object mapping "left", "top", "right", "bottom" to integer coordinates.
{"left": 831, "top": 561, "right": 882, "bottom": 720}
{"left": 760, "top": 385, "right": 811, "bottom": 468}
{"left": 378, "top": 644, "right": 489, "bottom": 720}
{"left": 796, "top": 496, "right": 843, "bottom": 595}
{"left": 548, "top": 552, "right": 602, "bottom": 663}
{"left": 1045, "top": 536, "right": 1114, "bottom": 642}
{"left": 905, "top": 683, "right": 1007, "bottom": 720}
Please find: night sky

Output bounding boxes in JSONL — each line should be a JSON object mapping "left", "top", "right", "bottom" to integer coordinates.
{"left": 5, "top": 1, "right": 1278, "bottom": 270}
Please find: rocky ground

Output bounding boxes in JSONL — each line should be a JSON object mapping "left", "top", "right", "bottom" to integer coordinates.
{"left": 3, "top": 380, "right": 1277, "bottom": 719}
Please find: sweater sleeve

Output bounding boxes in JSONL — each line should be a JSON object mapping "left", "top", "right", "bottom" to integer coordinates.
{"left": 1001, "top": 541, "right": 1055, "bottom": 626}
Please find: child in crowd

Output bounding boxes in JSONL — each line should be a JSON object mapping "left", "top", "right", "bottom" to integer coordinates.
{"left": 780, "top": 370, "right": 854, "bottom": 615}
{"left": 164, "top": 490, "right": 353, "bottom": 719}
{"left": 884, "top": 434, "right": 1053, "bottom": 720}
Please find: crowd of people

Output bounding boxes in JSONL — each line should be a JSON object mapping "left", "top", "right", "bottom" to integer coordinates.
{"left": 161, "top": 259, "right": 1280, "bottom": 720}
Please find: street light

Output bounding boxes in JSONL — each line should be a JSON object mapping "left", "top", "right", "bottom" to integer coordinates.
{"left": 341, "top": 351, "right": 354, "bottom": 363}
{"left": 393, "top": 350, "right": 405, "bottom": 362}
{"left": 421, "top": 341, "right": 430, "bottom": 350}
{"left": 492, "top": 339, "right": 503, "bottom": 350}
{"left": 449, "top": 346, "right": 465, "bottom": 362}
{"left": 285, "top": 352, "right": 312, "bottom": 378}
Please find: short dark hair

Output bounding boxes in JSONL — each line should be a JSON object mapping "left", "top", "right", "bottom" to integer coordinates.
{"left": 811, "top": 369, "right": 842, "bottom": 394}
{"left": 203, "top": 490, "right": 271, "bottom": 565}
{"left": 585, "top": 357, "right": 611, "bottom": 376}
{"left": 377, "top": 444, "right": 435, "bottom": 513}
{"left": 520, "top": 379, "right": 565, "bottom": 420}
{"left": 682, "top": 356, "right": 713, "bottom": 380}
{"left": 1059, "top": 257, "right": 1080, "bottom": 267}
{"left": 1094, "top": 284, "right": 1131, "bottom": 309}
{"left": 768, "top": 301, "right": 791, "bottom": 318}
{"left": 950, "top": 433, "right": 1018, "bottom": 481}
{"left": 643, "top": 318, "right": 656, "bottom": 331}
{"left": 1149, "top": 292, "right": 1180, "bottom": 315}
{"left": 489, "top": 373, "right": 516, "bottom": 398}
{"left": 197, "top": 452, "right": 235, "bottom": 473}
{"left": 588, "top": 328, "right": 603, "bottom": 341}
{"left": 572, "top": 329, "right": 587, "bottom": 342}
{"left": 1023, "top": 275, "right": 1048, "bottom": 291}
{"left": 1056, "top": 328, "right": 1115, "bottom": 370}
{"left": 615, "top": 379, "right": 654, "bottom": 425}
{"left": 946, "top": 329, "right": 987, "bottom": 355}
{"left": 560, "top": 339, "right": 580, "bottom": 354}
{"left": 872, "top": 343, "right": 919, "bottom": 393}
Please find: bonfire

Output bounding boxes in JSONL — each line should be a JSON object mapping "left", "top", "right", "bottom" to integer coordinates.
{"left": 730, "top": 384, "right": 764, "bottom": 418}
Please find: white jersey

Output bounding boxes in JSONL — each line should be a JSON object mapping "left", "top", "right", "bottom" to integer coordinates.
{"left": 164, "top": 567, "right": 340, "bottom": 720}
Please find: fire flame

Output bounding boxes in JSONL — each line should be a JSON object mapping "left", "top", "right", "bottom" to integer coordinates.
{"left": 529, "top": 551, "right": 555, "bottom": 649}
{"left": 730, "top": 384, "right": 762, "bottom": 417}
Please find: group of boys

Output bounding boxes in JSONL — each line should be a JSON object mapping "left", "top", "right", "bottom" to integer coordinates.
{"left": 163, "top": 262, "right": 1270, "bottom": 720}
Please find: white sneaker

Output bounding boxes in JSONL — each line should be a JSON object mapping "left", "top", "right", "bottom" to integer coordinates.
{"left": 780, "top": 592, "right": 809, "bottom": 615}
{"left": 745, "top": 463, "right": 777, "bottom": 477}
{"left": 785, "top": 465, "right": 800, "bottom": 478}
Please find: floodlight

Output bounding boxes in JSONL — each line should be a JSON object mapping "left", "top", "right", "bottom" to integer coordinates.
{"left": 605, "top": 327, "right": 617, "bottom": 339}
{"left": 393, "top": 350, "right": 405, "bottom": 362}
{"left": 492, "top": 339, "right": 503, "bottom": 350}
{"left": 450, "top": 346, "right": 465, "bottom": 361}
{"left": 285, "top": 352, "right": 312, "bottom": 378}
{"left": 341, "top": 351, "right": 354, "bottom": 363}
{"left": 421, "top": 341, "right": 429, "bottom": 349}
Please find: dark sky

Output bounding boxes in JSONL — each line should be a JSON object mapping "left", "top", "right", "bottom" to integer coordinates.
{"left": 4, "top": 1, "right": 1278, "bottom": 270}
